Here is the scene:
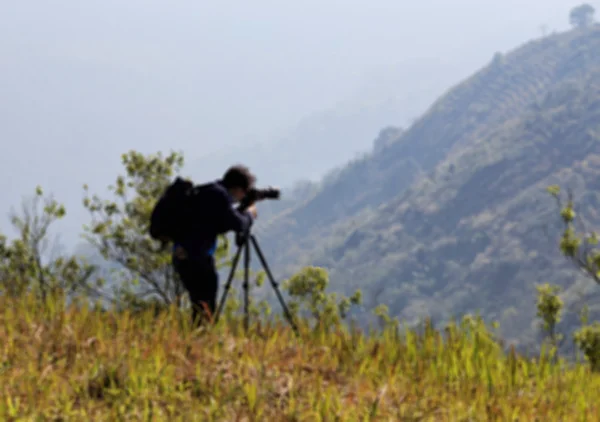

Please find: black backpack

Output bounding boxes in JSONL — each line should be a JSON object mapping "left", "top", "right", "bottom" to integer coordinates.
{"left": 149, "top": 177, "right": 194, "bottom": 243}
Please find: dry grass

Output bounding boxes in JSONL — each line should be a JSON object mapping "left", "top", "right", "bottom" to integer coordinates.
{"left": 2, "top": 293, "right": 600, "bottom": 421}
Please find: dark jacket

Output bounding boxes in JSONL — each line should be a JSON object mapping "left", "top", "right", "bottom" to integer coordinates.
{"left": 174, "top": 180, "right": 253, "bottom": 260}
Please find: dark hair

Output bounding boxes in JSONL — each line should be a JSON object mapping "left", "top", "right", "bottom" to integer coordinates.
{"left": 221, "top": 165, "right": 256, "bottom": 191}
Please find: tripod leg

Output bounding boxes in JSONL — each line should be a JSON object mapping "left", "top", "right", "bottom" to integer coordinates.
{"left": 249, "top": 235, "right": 299, "bottom": 334}
{"left": 243, "top": 237, "right": 251, "bottom": 332}
{"left": 214, "top": 243, "right": 243, "bottom": 324}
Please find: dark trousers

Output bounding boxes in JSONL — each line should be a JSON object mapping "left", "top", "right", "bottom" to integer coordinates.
{"left": 173, "top": 255, "right": 218, "bottom": 327}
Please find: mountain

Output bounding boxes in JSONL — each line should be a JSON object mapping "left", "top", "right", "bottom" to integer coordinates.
{"left": 254, "top": 25, "right": 600, "bottom": 348}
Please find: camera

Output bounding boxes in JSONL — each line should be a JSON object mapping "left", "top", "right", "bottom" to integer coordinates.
{"left": 238, "top": 186, "right": 280, "bottom": 211}
{"left": 248, "top": 187, "right": 281, "bottom": 201}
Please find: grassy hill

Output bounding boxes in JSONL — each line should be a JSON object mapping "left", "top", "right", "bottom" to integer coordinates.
{"left": 254, "top": 26, "right": 600, "bottom": 348}
{"left": 4, "top": 292, "right": 600, "bottom": 420}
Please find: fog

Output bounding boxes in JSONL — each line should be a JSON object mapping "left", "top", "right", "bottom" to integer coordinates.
{"left": 0, "top": 0, "right": 587, "bottom": 247}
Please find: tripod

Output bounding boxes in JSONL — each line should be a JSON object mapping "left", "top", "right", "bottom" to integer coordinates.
{"left": 214, "top": 229, "right": 298, "bottom": 334}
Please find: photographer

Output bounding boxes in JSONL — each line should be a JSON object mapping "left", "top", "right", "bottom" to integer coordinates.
{"left": 171, "top": 165, "right": 258, "bottom": 327}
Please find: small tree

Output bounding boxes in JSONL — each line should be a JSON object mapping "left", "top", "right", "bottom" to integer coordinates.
{"left": 0, "top": 186, "right": 98, "bottom": 301}
{"left": 569, "top": 4, "right": 595, "bottom": 28}
{"left": 82, "top": 150, "right": 231, "bottom": 309}
{"left": 372, "top": 304, "right": 396, "bottom": 330}
{"left": 547, "top": 185, "right": 600, "bottom": 370}
{"left": 574, "top": 321, "right": 600, "bottom": 371}
{"left": 283, "top": 266, "right": 362, "bottom": 331}
{"left": 546, "top": 185, "right": 600, "bottom": 284}
{"left": 572, "top": 303, "right": 600, "bottom": 371}
{"left": 535, "top": 283, "right": 563, "bottom": 347}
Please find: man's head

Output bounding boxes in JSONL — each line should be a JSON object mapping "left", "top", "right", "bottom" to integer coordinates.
{"left": 221, "top": 164, "right": 256, "bottom": 202}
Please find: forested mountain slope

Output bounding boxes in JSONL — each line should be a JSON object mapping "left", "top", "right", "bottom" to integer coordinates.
{"left": 255, "top": 26, "right": 600, "bottom": 346}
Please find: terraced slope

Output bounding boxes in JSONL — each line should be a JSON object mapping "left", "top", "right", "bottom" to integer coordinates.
{"left": 254, "top": 26, "right": 600, "bottom": 346}
{"left": 326, "top": 70, "right": 600, "bottom": 341}
{"left": 259, "top": 28, "right": 600, "bottom": 264}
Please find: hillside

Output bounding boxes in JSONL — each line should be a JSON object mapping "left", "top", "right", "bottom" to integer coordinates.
{"left": 254, "top": 26, "right": 600, "bottom": 347}
{"left": 6, "top": 292, "right": 600, "bottom": 420}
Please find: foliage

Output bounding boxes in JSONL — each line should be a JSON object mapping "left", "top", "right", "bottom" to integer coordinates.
{"left": 372, "top": 304, "right": 396, "bottom": 329}
{"left": 547, "top": 185, "right": 600, "bottom": 284}
{"left": 535, "top": 283, "right": 563, "bottom": 346}
{"left": 574, "top": 322, "right": 600, "bottom": 372}
{"left": 570, "top": 4, "right": 595, "bottom": 28}
{"left": 548, "top": 185, "right": 600, "bottom": 371}
{"left": 0, "top": 186, "right": 97, "bottom": 301}
{"left": 81, "top": 150, "right": 231, "bottom": 308}
{"left": 282, "top": 266, "right": 362, "bottom": 331}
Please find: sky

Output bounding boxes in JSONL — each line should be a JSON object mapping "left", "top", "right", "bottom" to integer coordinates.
{"left": 0, "top": 0, "right": 592, "bottom": 249}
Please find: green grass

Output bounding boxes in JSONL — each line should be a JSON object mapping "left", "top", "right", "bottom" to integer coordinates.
{"left": 2, "top": 292, "right": 600, "bottom": 421}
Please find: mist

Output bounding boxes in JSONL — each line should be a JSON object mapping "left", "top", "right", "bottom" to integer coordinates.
{"left": 0, "top": 0, "right": 586, "bottom": 247}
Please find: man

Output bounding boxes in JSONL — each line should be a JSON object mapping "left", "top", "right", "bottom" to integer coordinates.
{"left": 172, "top": 165, "right": 258, "bottom": 326}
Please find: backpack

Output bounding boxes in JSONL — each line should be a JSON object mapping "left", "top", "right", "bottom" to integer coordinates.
{"left": 149, "top": 177, "right": 195, "bottom": 243}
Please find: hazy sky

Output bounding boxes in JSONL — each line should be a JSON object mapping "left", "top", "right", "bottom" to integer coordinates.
{"left": 0, "top": 0, "right": 591, "bottom": 248}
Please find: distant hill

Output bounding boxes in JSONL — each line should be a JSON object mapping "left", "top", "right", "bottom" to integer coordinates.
{"left": 254, "top": 25, "right": 600, "bottom": 349}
